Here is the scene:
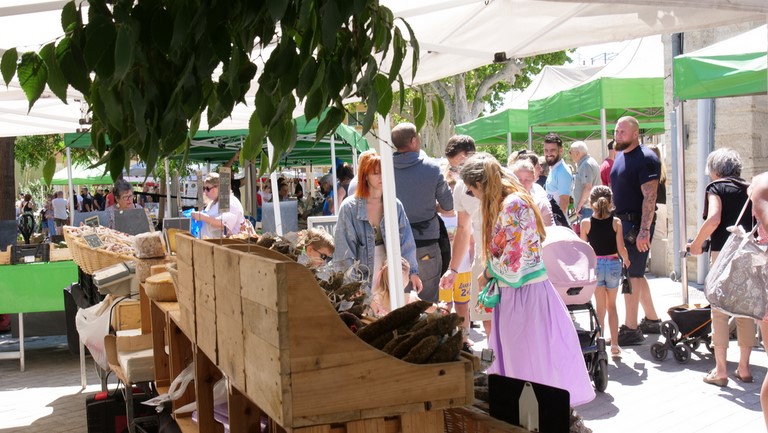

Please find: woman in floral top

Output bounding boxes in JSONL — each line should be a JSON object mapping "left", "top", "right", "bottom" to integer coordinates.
{"left": 460, "top": 153, "right": 594, "bottom": 406}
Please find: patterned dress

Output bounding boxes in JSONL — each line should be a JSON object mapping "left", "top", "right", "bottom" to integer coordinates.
{"left": 486, "top": 193, "right": 595, "bottom": 406}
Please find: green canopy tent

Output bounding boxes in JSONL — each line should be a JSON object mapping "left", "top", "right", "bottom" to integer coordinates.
{"left": 527, "top": 36, "right": 665, "bottom": 147}
{"left": 673, "top": 25, "right": 767, "bottom": 100}
{"left": 64, "top": 114, "right": 369, "bottom": 167}
{"left": 50, "top": 164, "right": 113, "bottom": 186}
{"left": 455, "top": 65, "right": 603, "bottom": 149}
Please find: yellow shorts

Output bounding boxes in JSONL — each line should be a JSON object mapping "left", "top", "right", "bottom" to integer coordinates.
{"left": 439, "top": 271, "right": 471, "bottom": 304}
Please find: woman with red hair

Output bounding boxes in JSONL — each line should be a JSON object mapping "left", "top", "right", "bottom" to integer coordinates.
{"left": 333, "top": 150, "right": 422, "bottom": 296}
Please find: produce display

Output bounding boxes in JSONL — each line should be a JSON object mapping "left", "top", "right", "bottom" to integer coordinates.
{"left": 65, "top": 226, "right": 136, "bottom": 256}
{"left": 252, "top": 233, "right": 467, "bottom": 365}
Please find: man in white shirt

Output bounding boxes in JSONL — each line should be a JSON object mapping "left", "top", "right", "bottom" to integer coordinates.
{"left": 52, "top": 191, "right": 69, "bottom": 235}
{"left": 543, "top": 133, "right": 574, "bottom": 217}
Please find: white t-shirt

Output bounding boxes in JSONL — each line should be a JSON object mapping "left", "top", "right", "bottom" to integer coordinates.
{"left": 531, "top": 183, "right": 554, "bottom": 226}
{"left": 52, "top": 197, "right": 69, "bottom": 219}
{"left": 200, "top": 194, "right": 245, "bottom": 238}
{"left": 452, "top": 180, "right": 482, "bottom": 262}
{"left": 439, "top": 214, "right": 472, "bottom": 272}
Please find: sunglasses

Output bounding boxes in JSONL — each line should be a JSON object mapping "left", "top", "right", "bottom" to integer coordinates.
{"left": 465, "top": 188, "right": 475, "bottom": 197}
{"left": 203, "top": 186, "right": 216, "bottom": 192}
{"left": 319, "top": 252, "right": 332, "bottom": 262}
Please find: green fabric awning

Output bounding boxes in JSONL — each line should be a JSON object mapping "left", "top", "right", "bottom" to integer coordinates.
{"left": 673, "top": 25, "right": 767, "bottom": 100}
{"left": 455, "top": 108, "right": 530, "bottom": 145}
{"left": 64, "top": 110, "right": 369, "bottom": 167}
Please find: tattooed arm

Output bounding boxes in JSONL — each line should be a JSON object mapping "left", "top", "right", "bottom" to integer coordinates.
{"left": 636, "top": 179, "right": 658, "bottom": 252}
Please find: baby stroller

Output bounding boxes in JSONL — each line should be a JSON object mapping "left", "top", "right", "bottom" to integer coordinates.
{"left": 650, "top": 304, "right": 712, "bottom": 364}
{"left": 542, "top": 226, "right": 608, "bottom": 392}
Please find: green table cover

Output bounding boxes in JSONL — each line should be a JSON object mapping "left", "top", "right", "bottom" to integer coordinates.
{"left": 0, "top": 261, "right": 78, "bottom": 313}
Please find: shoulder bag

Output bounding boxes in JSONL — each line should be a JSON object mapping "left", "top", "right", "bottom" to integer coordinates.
{"left": 704, "top": 197, "right": 768, "bottom": 321}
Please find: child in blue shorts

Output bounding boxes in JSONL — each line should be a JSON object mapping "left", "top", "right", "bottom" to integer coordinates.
{"left": 580, "top": 185, "right": 631, "bottom": 355}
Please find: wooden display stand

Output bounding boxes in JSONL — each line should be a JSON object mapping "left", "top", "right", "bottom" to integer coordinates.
{"left": 165, "top": 233, "right": 474, "bottom": 432}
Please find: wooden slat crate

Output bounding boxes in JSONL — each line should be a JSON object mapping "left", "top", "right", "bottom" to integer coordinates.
{"left": 444, "top": 407, "right": 530, "bottom": 433}
{"left": 173, "top": 233, "right": 196, "bottom": 344}
{"left": 194, "top": 239, "right": 475, "bottom": 430}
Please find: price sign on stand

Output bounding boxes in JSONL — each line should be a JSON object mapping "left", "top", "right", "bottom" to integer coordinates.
{"left": 84, "top": 215, "right": 100, "bottom": 228}
{"left": 83, "top": 234, "right": 104, "bottom": 249}
{"left": 219, "top": 167, "right": 231, "bottom": 213}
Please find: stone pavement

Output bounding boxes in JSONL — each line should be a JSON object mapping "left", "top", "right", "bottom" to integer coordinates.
{"left": 0, "top": 277, "right": 766, "bottom": 432}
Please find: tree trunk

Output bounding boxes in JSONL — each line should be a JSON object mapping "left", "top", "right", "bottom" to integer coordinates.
{"left": 0, "top": 137, "right": 16, "bottom": 220}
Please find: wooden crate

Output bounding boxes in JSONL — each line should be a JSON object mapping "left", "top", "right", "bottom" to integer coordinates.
{"left": 193, "top": 240, "right": 217, "bottom": 364}
{"left": 292, "top": 410, "right": 446, "bottom": 433}
{"left": 443, "top": 407, "right": 529, "bottom": 433}
{"left": 49, "top": 247, "right": 72, "bottom": 262}
{"left": 213, "top": 242, "right": 246, "bottom": 391}
{"left": 173, "top": 233, "right": 196, "bottom": 344}
{"left": 196, "top": 240, "right": 475, "bottom": 430}
{"left": 111, "top": 299, "right": 142, "bottom": 331}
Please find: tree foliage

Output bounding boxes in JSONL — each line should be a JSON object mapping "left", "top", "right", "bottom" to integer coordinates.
{"left": 14, "top": 134, "right": 97, "bottom": 185}
{"left": 1, "top": 0, "right": 418, "bottom": 180}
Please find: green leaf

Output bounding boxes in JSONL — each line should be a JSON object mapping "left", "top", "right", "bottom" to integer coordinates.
{"left": 258, "top": 150, "right": 269, "bottom": 178}
{"left": 397, "top": 18, "right": 420, "bottom": 81}
{"left": 254, "top": 88, "right": 276, "bottom": 127}
{"left": 113, "top": 24, "right": 135, "bottom": 81}
{"left": 39, "top": 43, "right": 68, "bottom": 103}
{"left": 304, "top": 87, "right": 324, "bottom": 121}
{"left": 127, "top": 84, "right": 147, "bottom": 141}
{"left": 150, "top": 9, "right": 173, "bottom": 54}
{"left": 315, "top": 106, "right": 346, "bottom": 144}
{"left": 188, "top": 112, "right": 201, "bottom": 139}
{"left": 247, "top": 110, "right": 267, "bottom": 160}
{"left": 373, "top": 74, "right": 392, "bottom": 116}
{"left": 61, "top": 1, "right": 78, "bottom": 33}
{"left": 84, "top": 13, "right": 116, "bottom": 71}
{"left": 18, "top": 52, "right": 47, "bottom": 111}
{"left": 267, "top": 0, "right": 289, "bottom": 21}
{"left": 361, "top": 89, "right": 378, "bottom": 133}
{"left": 57, "top": 37, "right": 91, "bottom": 95}
{"left": 1, "top": 48, "right": 17, "bottom": 86}
{"left": 319, "top": 2, "right": 342, "bottom": 48}
{"left": 108, "top": 144, "right": 126, "bottom": 181}
{"left": 388, "top": 30, "right": 404, "bottom": 83}
{"left": 413, "top": 94, "right": 426, "bottom": 132}
{"left": 43, "top": 156, "right": 57, "bottom": 186}
{"left": 397, "top": 76, "right": 405, "bottom": 113}
{"left": 432, "top": 96, "right": 446, "bottom": 126}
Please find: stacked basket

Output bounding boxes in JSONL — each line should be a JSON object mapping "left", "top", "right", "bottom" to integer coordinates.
{"left": 62, "top": 227, "right": 135, "bottom": 274}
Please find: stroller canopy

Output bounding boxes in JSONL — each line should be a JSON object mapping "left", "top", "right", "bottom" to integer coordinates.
{"left": 542, "top": 226, "right": 597, "bottom": 290}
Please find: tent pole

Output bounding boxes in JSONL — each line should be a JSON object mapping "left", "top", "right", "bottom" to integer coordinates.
{"left": 600, "top": 108, "right": 607, "bottom": 160}
{"left": 267, "top": 139, "right": 283, "bottom": 236}
{"left": 352, "top": 146, "right": 358, "bottom": 176}
{"left": 378, "top": 114, "right": 405, "bottom": 311}
{"left": 331, "top": 134, "right": 338, "bottom": 215}
{"left": 164, "top": 159, "right": 171, "bottom": 221}
{"left": 673, "top": 105, "right": 689, "bottom": 304}
{"left": 696, "top": 99, "right": 715, "bottom": 284}
{"left": 66, "top": 147, "right": 74, "bottom": 225}
{"left": 527, "top": 127, "right": 532, "bottom": 150}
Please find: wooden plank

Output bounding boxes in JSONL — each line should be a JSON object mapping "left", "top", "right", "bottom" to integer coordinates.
{"left": 168, "top": 312, "right": 195, "bottom": 413}
{"left": 178, "top": 303, "right": 195, "bottom": 345}
{"left": 173, "top": 415, "right": 199, "bottom": 433}
{"left": 443, "top": 407, "right": 530, "bottom": 433}
{"left": 213, "top": 246, "right": 246, "bottom": 389}
{"left": 175, "top": 233, "right": 194, "bottom": 265}
{"left": 175, "top": 259, "right": 195, "bottom": 306}
{"left": 196, "top": 303, "right": 218, "bottom": 363}
{"left": 139, "top": 285, "right": 152, "bottom": 334}
{"left": 241, "top": 298, "right": 280, "bottom": 348}
{"left": 228, "top": 385, "right": 264, "bottom": 433}
{"left": 243, "top": 328, "right": 286, "bottom": 426}
{"left": 239, "top": 253, "right": 283, "bottom": 310}
{"left": 194, "top": 346, "right": 225, "bottom": 433}
{"left": 400, "top": 410, "right": 444, "bottom": 433}
{"left": 150, "top": 301, "right": 170, "bottom": 389}
{"left": 346, "top": 417, "right": 388, "bottom": 433}
{"left": 193, "top": 241, "right": 217, "bottom": 363}
{"left": 111, "top": 299, "right": 141, "bottom": 331}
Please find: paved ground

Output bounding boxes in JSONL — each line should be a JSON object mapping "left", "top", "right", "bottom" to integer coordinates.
{"left": 1, "top": 276, "right": 766, "bottom": 432}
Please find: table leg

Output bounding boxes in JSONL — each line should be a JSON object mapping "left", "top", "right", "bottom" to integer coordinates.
{"left": 80, "top": 338, "right": 86, "bottom": 389}
{"left": 18, "top": 312, "right": 24, "bottom": 372}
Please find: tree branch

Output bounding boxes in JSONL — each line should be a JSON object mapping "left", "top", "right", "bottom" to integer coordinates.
{"left": 469, "top": 58, "right": 523, "bottom": 119}
{"left": 430, "top": 81, "right": 455, "bottom": 123}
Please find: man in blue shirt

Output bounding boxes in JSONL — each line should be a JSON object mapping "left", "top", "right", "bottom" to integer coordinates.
{"left": 544, "top": 133, "right": 573, "bottom": 219}
{"left": 610, "top": 116, "right": 662, "bottom": 346}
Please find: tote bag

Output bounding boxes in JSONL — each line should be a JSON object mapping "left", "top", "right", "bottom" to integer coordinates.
{"left": 704, "top": 199, "right": 768, "bottom": 321}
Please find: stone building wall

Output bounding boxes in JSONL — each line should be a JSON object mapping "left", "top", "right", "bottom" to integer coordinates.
{"left": 658, "top": 21, "right": 768, "bottom": 281}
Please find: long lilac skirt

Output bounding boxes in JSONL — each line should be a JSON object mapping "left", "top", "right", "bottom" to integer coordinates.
{"left": 487, "top": 278, "right": 596, "bottom": 406}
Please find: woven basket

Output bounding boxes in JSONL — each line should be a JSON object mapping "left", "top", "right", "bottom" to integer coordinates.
{"left": 63, "top": 227, "right": 135, "bottom": 274}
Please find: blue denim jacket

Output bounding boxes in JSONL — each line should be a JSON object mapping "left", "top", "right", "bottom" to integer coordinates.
{"left": 332, "top": 196, "right": 419, "bottom": 283}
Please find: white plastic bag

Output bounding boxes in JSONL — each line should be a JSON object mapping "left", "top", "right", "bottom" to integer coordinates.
{"left": 75, "top": 294, "right": 121, "bottom": 369}
{"left": 143, "top": 362, "right": 196, "bottom": 408}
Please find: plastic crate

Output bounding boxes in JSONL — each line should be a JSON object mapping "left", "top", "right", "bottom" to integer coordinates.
{"left": 10, "top": 243, "right": 49, "bottom": 264}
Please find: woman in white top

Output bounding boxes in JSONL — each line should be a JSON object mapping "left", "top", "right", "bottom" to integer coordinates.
{"left": 191, "top": 172, "right": 245, "bottom": 238}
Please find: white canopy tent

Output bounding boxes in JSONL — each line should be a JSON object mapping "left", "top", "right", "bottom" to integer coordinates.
{"left": 0, "top": 0, "right": 765, "bottom": 307}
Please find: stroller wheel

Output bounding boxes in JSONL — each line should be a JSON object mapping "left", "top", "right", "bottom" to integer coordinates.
{"left": 660, "top": 321, "right": 679, "bottom": 340}
{"left": 593, "top": 359, "right": 608, "bottom": 392}
{"left": 685, "top": 339, "right": 701, "bottom": 352}
{"left": 650, "top": 342, "right": 668, "bottom": 361}
{"left": 673, "top": 343, "right": 691, "bottom": 364}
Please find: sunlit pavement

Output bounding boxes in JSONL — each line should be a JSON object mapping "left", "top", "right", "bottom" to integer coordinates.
{"left": 2, "top": 276, "right": 766, "bottom": 432}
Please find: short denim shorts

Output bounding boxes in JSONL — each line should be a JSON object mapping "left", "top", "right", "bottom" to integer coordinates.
{"left": 596, "top": 257, "right": 622, "bottom": 289}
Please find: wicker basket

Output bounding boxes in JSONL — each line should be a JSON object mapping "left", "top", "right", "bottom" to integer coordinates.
{"left": 63, "top": 227, "right": 135, "bottom": 274}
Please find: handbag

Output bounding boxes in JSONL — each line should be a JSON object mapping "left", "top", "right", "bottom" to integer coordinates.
{"left": 620, "top": 266, "right": 631, "bottom": 294}
{"left": 704, "top": 198, "right": 768, "bottom": 321}
{"left": 477, "top": 278, "right": 501, "bottom": 312}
